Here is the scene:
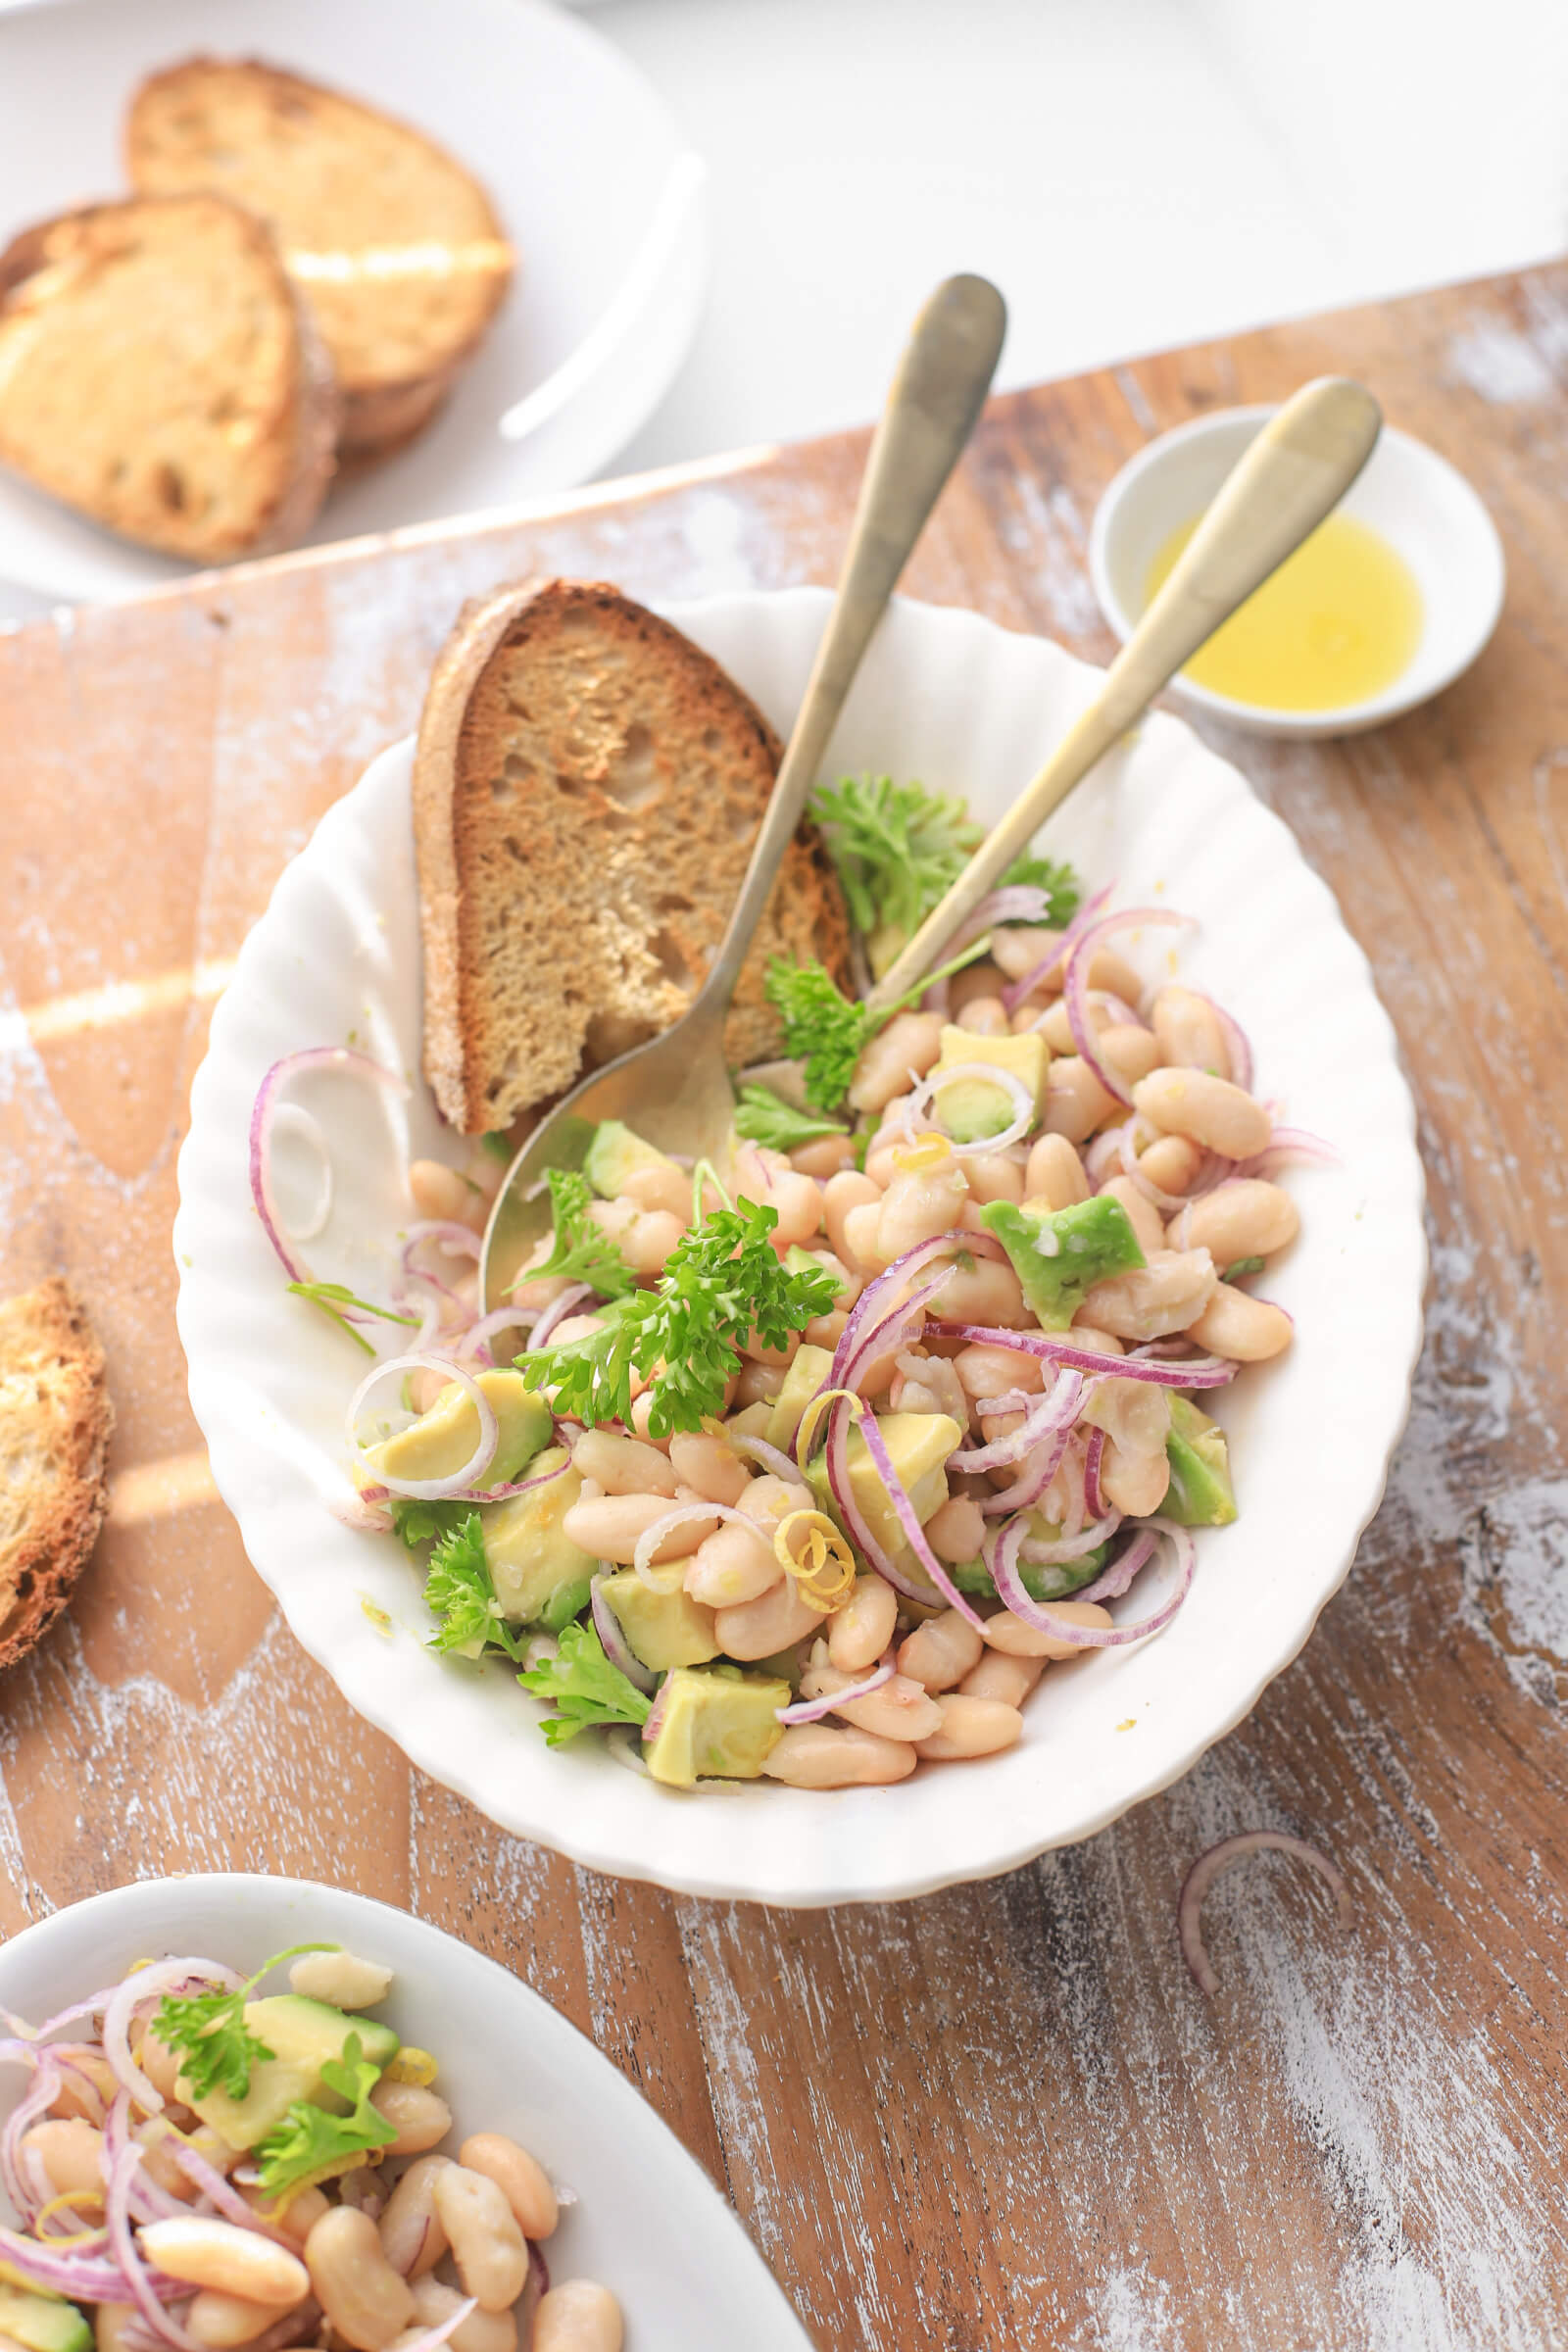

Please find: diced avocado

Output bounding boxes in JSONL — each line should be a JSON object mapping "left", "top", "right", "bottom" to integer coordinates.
{"left": 804, "top": 1410, "right": 962, "bottom": 1585}
{"left": 185, "top": 1995, "right": 398, "bottom": 2152}
{"left": 643, "top": 1665, "right": 790, "bottom": 1787}
{"left": 367, "top": 1371, "right": 552, "bottom": 1491}
{"left": 482, "top": 1446, "right": 598, "bottom": 1625}
{"left": 583, "top": 1119, "right": 676, "bottom": 1200}
{"left": 599, "top": 1570, "right": 721, "bottom": 1670}
{"left": 932, "top": 1025, "right": 1049, "bottom": 1143}
{"left": 1163, "top": 1396, "right": 1238, "bottom": 1526}
{"left": 0, "top": 2291, "right": 91, "bottom": 2352}
{"left": 950, "top": 1523, "right": 1107, "bottom": 1602}
{"left": 763, "top": 1343, "right": 837, "bottom": 1457}
{"left": 978, "top": 1196, "right": 1147, "bottom": 1330}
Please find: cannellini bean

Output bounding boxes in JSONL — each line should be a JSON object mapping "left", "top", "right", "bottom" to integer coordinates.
{"left": 666, "top": 1432, "right": 751, "bottom": 1506}
{"left": 368, "top": 2082, "right": 451, "bottom": 2157}
{"left": 431, "top": 2166, "right": 528, "bottom": 2312}
{"left": 187, "top": 2292, "right": 297, "bottom": 2348}
{"left": 306, "top": 2208, "right": 414, "bottom": 2351}
{"left": 798, "top": 1662, "right": 944, "bottom": 1742}
{"left": 1097, "top": 1024, "right": 1161, "bottom": 1085}
{"left": 762, "top": 1724, "right": 917, "bottom": 1787}
{"left": 1009, "top": 996, "right": 1051, "bottom": 1033}
{"left": 1169, "top": 1179, "right": 1299, "bottom": 1262}
{"left": 956, "top": 996, "right": 1011, "bottom": 1038}
{"left": 1044, "top": 1057, "right": 1122, "bottom": 1145}
{"left": 805, "top": 1308, "right": 850, "bottom": 1350}
{"left": 732, "top": 1361, "right": 785, "bottom": 1407}
{"left": 1188, "top": 1283, "right": 1294, "bottom": 1361}
{"left": 142, "top": 2219, "right": 311, "bottom": 2308}
{"left": 1086, "top": 947, "right": 1145, "bottom": 1001}
{"left": 407, "top": 2279, "right": 516, "bottom": 2352}
{"left": 1152, "top": 985, "right": 1231, "bottom": 1079}
{"left": 570, "top": 1428, "right": 679, "bottom": 1498}
{"left": 684, "top": 1517, "right": 781, "bottom": 1608}
{"left": 889, "top": 1348, "right": 969, "bottom": 1423}
{"left": 740, "top": 1323, "right": 800, "bottom": 1369}
{"left": 958, "top": 1650, "right": 1045, "bottom": 1706}
{"left": 95, "top": 2307, "right": 138, "bottom": 2352}
{"left": 849, "top": 1011, "right": 945, "bottom": 1113}
{"left": 1024, "top": 1133, "right": 1090, "bottom": 1209}
{"left": 875, "top": 1151, "right": 970, "bottom": 1270}
{"left": 791, "top": 1133, "right": 857, "bottom": 1178}
{"left": 1079, "top": 1249, "right": 1218, "bottom": 1342}
{"left": 532, "top": 2282, "right": 624, "bottom": 2352}
{"left": 1132, "top": 1068, "right": 1271, "bottom": 1160}
{"left": 287, "top": 1950, "right": 393, "bottom": 2010}
{"left": 841, "top": 1198, "right": 891, "bottom": 1276}
{"left": 561, "top": 1492, "right": 712, "bottom": 1565}
{"left": 1066, "top": 1323, "right": 1124, "bottom": 1357}
{"left": 410, "top": 1161, "right": 485, "bottom": 1231}
{"left": 923, "top": 1494, "right": 987, "bottom": 1563}
{"left": 1081, "top": 1373, "right": 1170, "bottom": 1459}
{"left": 768, "top": 1168, "right": 835, "bottom": 1247}
{"left": 714, "top": 1578, "right": 825, "bottom": 1660}
{"left": 960, "top": 1150, "right": 1025, "bottom": 1205}
{"left": 897, "top": 1608, "right": 985, "bottom": 1693}
{"left": 22, "top": 2118, "right": 103, "bottom": 2197}
{"left": 982, "top": 1599, "right": 1113, "bottom": 1657}
{"left": 137, "top": 2026, "right": 185, "bottom": 2101}
{"left": 619, "top": 1162, "right": 693, "bottom": 1219}
{"left": 1139, "top": 1133, "right": 1204, "bottom": 1195}
{"left": 1102, "top": 1437, "right": 1171, "bottom": 1517}
{"left": 1098, "top": 1174, "right": 1166, "bottom": 1260}
{"left": 241, "top": 2184, "right": 329, "bottom": 2247}
{"left": 989, "top": 925, "right": 1062, "bottom": 985}
{"left": 50, "top": 2051, "right": 117, "bottom": 2123}
{"left": 954, "top": 1342, "right": 1045, "bottom": 1401}
{"left": 543, "top": 1314, "right": 604, "bottom": 1349}
{"left": 823, "top": 1170, "right": 882, "bottom": 1263}
{"left": 913, "top": 1694, "right": 1023, "bottom": 1760}
{"left": 458, "top": 2133, "right": 558, "bottom": 2241}
{"left": 827, "top": 1575, "right": 899, "bottom": 1672}
{"left": 950, "top": 959, "right": 1006, "bottom": 1012}
{"left": 736, "top": 1473, "right": 811, "bottom": 1529}
{"left": 586, "top": 1200, "right": 684, "bottom": 1277}
{"left": 1033, "top": 1000, "right": 1077, "bottom": 1054}
{"left": 937, "top": 1251, "right": 1028, "bottom": 1327}
{"left": 378, "top": 2156, "right": 451, "bottom": 2278}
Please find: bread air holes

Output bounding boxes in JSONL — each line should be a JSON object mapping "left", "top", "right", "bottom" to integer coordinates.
{"left": 584, "top": 1011, "right": 655, "bottom": 1064}
{"left": 649, "top": 929, "right": 693, "bottom": 987}
{"left": 603, "top": 722, "right": 661, "bottom": 814}
{"left": 491, "top": 754, "right": 533, "bottom": 804}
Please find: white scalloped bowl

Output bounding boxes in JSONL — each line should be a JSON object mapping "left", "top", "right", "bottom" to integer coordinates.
{"left": 174, "top": 590, "right": 1425, "bottom": 1908}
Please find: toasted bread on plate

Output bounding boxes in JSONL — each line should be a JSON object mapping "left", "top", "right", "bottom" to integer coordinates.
{"left": 0, "top": 1279, "right": 114, "bottom": 1668}
{"left": 413, "top": 579, "right": 854, "bottom": 1136}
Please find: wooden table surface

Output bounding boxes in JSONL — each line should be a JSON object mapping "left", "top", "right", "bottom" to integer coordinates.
{"left": 3, "top": 258, "right": 1566, "bottom": 2352}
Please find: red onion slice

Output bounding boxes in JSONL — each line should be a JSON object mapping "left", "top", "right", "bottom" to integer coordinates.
{"left": 330, "top": 1494, "right": 396, "bottom": 1534}
{"left": 1082, "top": 1427, "right": 1107, "bottom": 1519}
{"left": 776, "top": 1657, "right": 895, "bottom": 1724}
{"left": 1000, "top": 883, "right": 1115, "bottom": 1012}
{"left": 631, "top": 1500, "right": 751, "bottom": 1587}
{"left": 106, "top": 2093, "right": 185, "bottom": 2225}
{"left": 109, "top": 2140, "right": 200, "bottom": 2349}
{"left": 978, "top": 1423, "right": 1075, "bottom": 1518}
{"left": 101, "top": 1958, "right": 240, "bottom": 2118}
{"left": 524, "top": 1284, "right": 595, "bottom": 1351}
{"left": 1190, "top": 993, "right": 1253, "bottom": 1092}
{"left": 457, "top": 1305, "right": 539, "bottom": 1367}
{"left": 1018, "top": 1513, "right": 1123, "bottom": 1566}
{"left": 403, "top": 1220, "right": 482, "bottom": 1264}
{"left": 986, "top": 1516, "right": 1196, "bottom": 1644}
{"left": 729, "top": 1434, "right": 801, "bottom": 1483}
{"left": 0, "top": 2222, "right": 130, "bottom": 2301}
{"left": 347, "top": 1355, "right": 499, "bottom": 1500}
{"left": 903, "top": 1060, "right": 1035, "bottom": 1154}
{"left": 1238, "top": 1126, "right": 1341, "bottom": 1180}
{"left": 250, "top": 1049, "right": 408, "bottom": 1293}
{"left": 1072, "top": 1526, "right": 1155, "bottom": 1602}
{"left": 1063, "top": 907, "right": 1191, "bottom": 1106}
{"left": 929, "top": 1321, "right": 1237, "bottom": 1387}
{"left": 853, "top": 1412, "right": 988, "bottom": 1632}
{"left": 0, "top": 2049, "right": 61, "bottom": 2224}
{"left": 952, "top": 1369, "right": 1086, "bottom": 1472}
{"left": 589, "top": 1576, "right": 657, "bottom": 1694}
{"left": 1177, "top": 1832, "right": 1351, "bottom": 1994}
{"left": 826, "top": 1231, "right": 1002, "bottom": 1395}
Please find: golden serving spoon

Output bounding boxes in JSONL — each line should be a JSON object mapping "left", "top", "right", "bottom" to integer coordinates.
{"left": 483, "top": 364, "right": 1381, "bottom": 1308}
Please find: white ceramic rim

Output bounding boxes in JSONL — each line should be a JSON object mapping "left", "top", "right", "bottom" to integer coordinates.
{"left": 1086, "top": 405, "right": 1507, "bottom": 734}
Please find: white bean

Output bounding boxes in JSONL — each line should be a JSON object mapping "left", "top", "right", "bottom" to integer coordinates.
{"left": 1097, "top": 1175, "right": 1166, "bottom": 1260}
{"left": 823, "top": 1171, "right": 882, "bottom": 1265}
{"left": 532, "top": 2282, "right": 624, "bottom": 2352}
{"left": 1102, "top": 1438, "right": 1171, "bottom": 1517}
{"left": 241, "top": 2185, "right": 329, "bottom": 2247}
{"left": 897, "top": 1609, "right": 985, "bottom": 1692}
{"left": 989, "top": 925, "right": 1062, "bottom": 985}
{"left": 841, "top": 1198, "right": 891, "bottom": 1276}
{"left": 982, "top": 1599, "right": 1113, "bottom": 1657}
{"left": 431, "top": 2167, "right": 528, "bottom": 2313}
{"left": 1097, "top": 1024, "right": 1161, "bottom": 1085}
{"left": 790, "top": 1135, "right": 857, "bottom": 1179}
{"left": 938, "top": 1253, "right": 1028, "bottom": 1326}
{"left": 1079, "top": 1249, "right": 1218, "bottom": 1342}
{"left": 955, "top": 997, "right": 1011, "bottom": 1037}
{"left": 665, "top": 1432, "right": 751, "bottom": 1506}
{"left": 1132, "top": 1068, "right": 1271, "bottom": 1159}
{"left": 1151, "top": 985, "right": 1231, "bottom": 1079}
{"left": 570, "top": 1428, "right": 679, "bottom": 1498}
{"left": 798, "top": 1662, "right": 944, "bottom": 1742}
{"left": 1024, "top": 1133, "right": 1090, "bottom": 1210}
{"left": 585, "top": 1199, "right": 685, "bottom": 1276}
{"left": 684, "top": 1516, "right": 781, "bottom": 1607}
{"left": 913, "top": 1694, "right": 1023, "bottom": 1760}
{"left": 22, "top": 2118, "right": 103, "bottom": 2197}
{"left": 405, "top": 2282, "right": 515, "bottom": 2352}
{"left": 95, "top": 2308, "right": 137, "bottom": 2352}
{"left": 713, "top": 1578, "right": 825, "bottom": 1660}
{"left": 287, "top": 1950, "right": 392, "bottom": 2010}
{"left": 1044, "top": 1057, "right": 1122, "bottom": 1145}
{"left": 368, "top": 2082, "right": 452, "bottom": 2157}
{"left": 187, "top": 2294, "right": 299, "bottom": 2349}
{"left": 1169, "top": 1179, "right": 1299, "bottom": 1263}
{"left": 618, "top": 1162, "right": 692, "bottom": 1219}
{"left": 457, "top": 2133, "right": 558, "bottom": 2241}
{"left": 923, "top": 1495, "right": 987, "bottom": 1564}
{"left": 136, "top": 2027, "right": 184, "bottom": 2102}
{"left": 1033, "top": 999, "right": 1077, "bottom": 1054}
{"left": 958, "top": 1650, "right": 1045, "bottom": 1706}
{"left": 378, "top": 2156, "right": 451, "bottom": 2278}
{"left": 827, "top": 1576, "right": 899, "bottom": 1672}
{"left": 1188, "top": 1283, "right": 1295, "bottom": 1361}
{"left": 960, "top": 1150, "right": 1024, "bottom": 1205}
{"left": 141, "top": 2220, "right": 311, "bottom": 2308}
{"left": 1138, "top": 1133, "right": 1204, "bottom": 1195}
{"left": 849, "top": 1012, "right": 945, "bottom": 1113}
{"left": 953, "top": 1343, "right": 1045, "bottom": 1401}
{"left": 410, "top": 1161, "right": 485, "bottom": 1231}
{"left": 761, "top": 1724, "right": 917, "bottom": 1787}
{"left": 306, "top": 2208, "right": 415, "bottom": 2351}
{"left": 561, "top": 1492, "right": 712, "bottom": 1566}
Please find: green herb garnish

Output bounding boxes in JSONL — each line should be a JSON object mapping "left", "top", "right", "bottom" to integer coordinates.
{"left": 763, "top": 939, "right": 993, "bottom": 1113}
{"left": 390, "top": 1496, "right": 474, "bottom": 1550}
{"left": 423, "top": 1512, "right": 526, "bottom": 1662}
{"left": 480, "top": 1131, "right": 514, "bottom": 1163}
{"left": 1222, "top": 1256, "right": 1266, "bottom": 1283}
{"left": 286, "top": 1281, "right": 419, "bottom": 1355}
{"left": 732, "top": 1084, "right": 849, "bottom": 1153}
{"left": 517, "top": 1621, "right": 654, "bottom": 1746}
{"left": 535, "top": 1170, "right": 638, "bottom": 1299}
{"left": 154, "top": 1944, "right": 332, "bottom": 2101}
{"left": 255, "top": 2034, "right": 397, "bottom": 2194}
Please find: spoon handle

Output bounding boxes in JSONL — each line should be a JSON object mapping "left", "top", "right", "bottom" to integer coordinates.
{"left": 867, "top": 374, "right": 1383, "bottom": 1012}
{"left": 696, "top": 272, "right": 1007, "bottom": 1021}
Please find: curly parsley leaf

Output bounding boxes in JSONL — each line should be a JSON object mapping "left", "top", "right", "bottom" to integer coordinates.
{"left": 255, "top": 2034, "right": 397, "bottom": 2195}
{"left": 519, "top": 1199, "right": 838, "bottom": 1438}
{"left": 390, "top": 1496, "right": 473, "bottom": 1551}
{"left": 517, "top": 1620, "right": 653, "bottom": 1746}
{"left": 423, "top": 1512, "right": 526, "bottom": 1662}
{"left": 536, "top": 1170, "right": 638, "bottom": 1299}
{"left": 732, "top": 1083, "right": 848, "bottom": 1153}
{"left": 764, "top": 939, "right": 996, "bottom": 1113}
{"left": 154, "top": 1945, "right": 332, "bottom": 2102}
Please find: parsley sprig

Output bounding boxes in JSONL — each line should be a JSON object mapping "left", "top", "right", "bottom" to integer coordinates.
{"left": 810, "top": 774, "right": 1079, "bottom": 971}
{"left": 255, "top": 2034, "right": 397, "bottom": 2196}
{"left": 154, "top": 1944, "right": 332, "bottom": 2101}
{"left": 517, "top": 1621, "right": 653, "bottom": 1746}
{"left": 764, "top": 939, "right": 993, "bottom": 1113}
{"left": 732, "top": 1084, "right": 848, "bottom": 1153}
{"left": 423, "top": 1513, "right": 527, "bottom": 1662}
{"left": 535, "top": 1170, "right": 637, "bottom": 1298}
{"left": 519, "top": 1197, "right": 837, "bottom": 1437}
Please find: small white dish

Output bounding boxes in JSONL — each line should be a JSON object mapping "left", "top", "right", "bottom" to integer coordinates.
{"left": 173, "top": 588, "right": 1426, "bottom": 1909}
{"left": 0, "top": 1873, "right": 812, "bottom": 2352}
{"left": 1088, "top": 405, "right": 1506, "bottom": 739}
{"left": 0, "top": 0, "right": 709, "bottom": 606}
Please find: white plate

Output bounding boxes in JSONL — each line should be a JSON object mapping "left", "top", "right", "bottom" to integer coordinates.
{"left": 0, "top": 0, "right": 708, "bottom": 605}
{"left": 174, "top": 589, "right": 1426, "bottom": 1908}
{"left": 0, "top": 1873, "right": 811, "bottom": 2350}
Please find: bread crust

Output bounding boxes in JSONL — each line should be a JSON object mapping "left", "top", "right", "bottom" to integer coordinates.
{"left": 413, "top": 579, "right": 853, "bottom": 1134}
{"left": 0, "top": 1278, "right": 114, "bottom": 1669}
{"left": 0, "top": 194, "right": 339, "bottom": 562}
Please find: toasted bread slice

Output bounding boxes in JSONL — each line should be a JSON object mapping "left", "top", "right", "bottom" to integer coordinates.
{"left": 0, "top": 1279, "right": 113, "bottom": 1669}
{"left": 0, "top": 194, "right": 337, "bottom": 561}
{"left": 127, "top": 59, "right": 514, "bottom": 457}
{"left": 414, "top": 579, "right": 854, "bottom": 1135}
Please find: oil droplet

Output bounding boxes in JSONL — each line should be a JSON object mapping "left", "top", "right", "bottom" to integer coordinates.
{"left": 1145, "top": 510, "right": 1423, "bottom": 712}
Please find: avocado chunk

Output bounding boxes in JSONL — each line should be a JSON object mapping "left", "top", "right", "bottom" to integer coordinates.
{"left": 932, "top": 1025, "right": 1049, "bottom": 1143}
{"left": 583, "top": 1119, "right": 677, "bottom": 1200}
{"left": 482, "top": 1446, "right": 597, "bottom": 1627}
{"left": 950, "top": 1520, "right": 1107, "bottom": 1602}
{"left": 978, "top": 1196, "right": 1147, "bottom": 1330}
{"left": 599, "top": 1570, "right": 721, "bottom": 1670}
{"left": 804, "top": 1410, "right": 962, "bottom": 1587}
{"left": 763, "top": 1342, "right": 837, "bottom": 1457}
{"left": 643, "top": 1665, "right": 790, "bottom": 1787}
{"left": 184, "top": 1995, "right": 398, "bottom": 2152}
{"left": 0, "top": 2292, "right": 91, "bottom": 2352}
{"left": 366, "top": 1371, "right": 552, "bottom": 1492}
{"left": 1163, "top": 1395, "right": 1238, "bottom": 1526}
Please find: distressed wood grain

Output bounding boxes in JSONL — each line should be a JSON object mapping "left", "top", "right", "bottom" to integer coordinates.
{"left": 2, "top": 258, "right": 1566, "bottom": 2351}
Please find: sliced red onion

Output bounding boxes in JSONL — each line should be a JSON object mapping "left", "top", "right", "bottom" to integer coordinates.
{"left": 1082, "top": 1427, "right": 1106, "bottom": 1519}
{"left": 250, "top": 1049, "right": 408, "bottom": 1291}
{"left": 854, "top": 1413, "right": 988, "bottom": 1632}
{"left": 0, "top": 2223, "right": 129, "bottom": 2300}
{"left": 640, "top": 1677, "right": 675, "bottom": 1746}
{"left": 159, "top": 2131, "right": 291, "bottom": 2241}
{"left": 1178, "top": 1832, "right": 1351, "bottom": 1995}
{"left": 50, "top": 2050, "right": 109, "bottom": 2130}
{"left": 1085, "top": 1121, "right": 1133, "bottom": 1187}
{"left": 631, "top": 1500, "right": 749, "bottom": 1587}
{"left": 109, "top": 2140, "right": 199, "bottom": 2350}
{"left": 1000, "top": 883, "right": 1114, "bottom": 1013}
{"left": 1073, "top": 1526, "right": 1156, "bottom": 1603}
{"left": 0, "top": 2049, "right": 61, "bottom": 2224}
{"left": 451, "top": 1459, "right": 572, "bottom": 1505}
{"left": 941, "top": 885, "right": 1058, "bottom": 970}
{"left": 822, "top": 1398, "right": 933, "bottom": 1609}
{"left": 348, "top": 1354, "right": 499, "bottom": 1500}
{"left": 826, "top": 1229, "right": 992, "bottom": 1395}
{"left": 524, "top": 1283, "right": 595, "bottom": 1350}
{"left": 979, "top": 1421, "right": 1075, "bottom": 1517}
{"left": 228, "top": 2303, "right": 322, "bottom": 2352}
{"left": 1088, "top": 987, "right": 1147, "bottom": 1030}
{"left": 904, "top": 1060, "right": 1035, "bottom": 1154}
{"left": 929, "top": 1321, "right": 1236, "bottom": 1387}
{"left": 1064, "top": 908, "right": 1191, "bottom": 1106}
{"left": 729, "top": 1434, "right": 801, "bottom": 1483}
{"left": 589, "top": 1576, "right": 658, "bottom": 1694}
{"left": 1018, "top": 1512, "right": 1123, "bottom": 1566}
{"left": 777, "top": 1657, "right": 894, "bottom": 1724}
{"left": 330, "top": 1494, "right": 396, "bottom": 1534}
{"left": 403, "top": 1220, "right": 482, "bottom": 1264}
{"left": 102, "top": 1959, "right": 240, "bottom": 2117}
{"left": 986, "top": 1516, "right": 1196, "bottom": 1643}
{"left": 456, "top": 1305, "right": 539, "bottom": 1366}
{"left": 268, "top": 1103, "right": 333, "bottom": 1242}
{"left": 1238, "top": 1126, "right": 1341, "bottom": 1180}
{"left": 1186, "top": 993, "right": 1253, "bottom": 1091}
{"left": 953, "top": 1369, "right": 1085, "bottom": 1473}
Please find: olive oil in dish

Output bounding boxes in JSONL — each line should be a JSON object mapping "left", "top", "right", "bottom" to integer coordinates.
{"left": 1145, "top": 510, "right": 1423, "bottom": 712}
